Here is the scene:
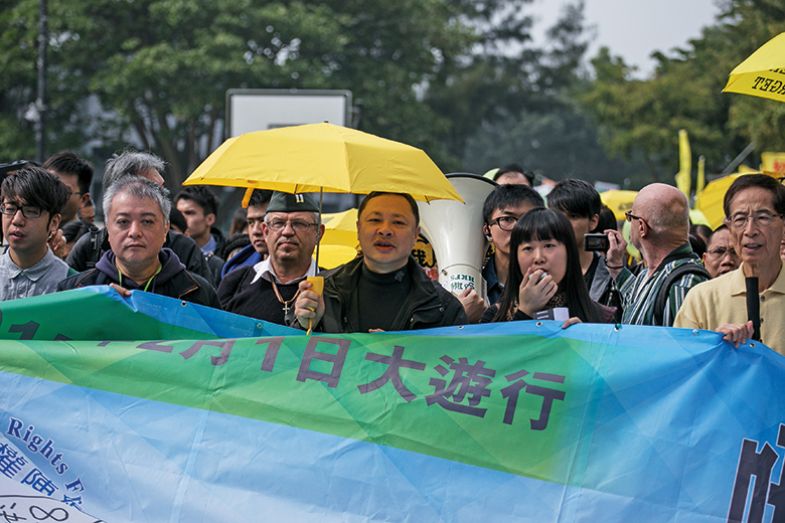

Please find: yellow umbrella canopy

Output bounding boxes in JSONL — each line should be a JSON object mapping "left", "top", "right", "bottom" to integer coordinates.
{"left": 600, "top": 190, "right": 638, "bottom": 220}
{"left": 723, "top": 32, "right": 785, "bottom": 103}
{"left": 183, "top": 122, "right": 463, "bottom": 202}
{"left": 314, "top": 208, "right": 360, "bottom": 269}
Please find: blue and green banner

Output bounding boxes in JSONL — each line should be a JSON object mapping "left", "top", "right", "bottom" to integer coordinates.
{"left": 0, "top": 287, "right": 783, "bottom": 522}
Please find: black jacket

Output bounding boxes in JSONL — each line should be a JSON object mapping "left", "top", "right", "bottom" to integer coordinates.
{"left": 308, "top": 256, "right": 466, "bottom": 333}
{"left": 57, "top": 248, "right": 219, "bottom": 308}
{"left": 66, "top": 228, "right": 212, "bottom": 282}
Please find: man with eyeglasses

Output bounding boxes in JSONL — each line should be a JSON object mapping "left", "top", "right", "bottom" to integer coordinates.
{"left": 481, "top": 184, "right": 545, "bottom": 306}
{"left": 217, "top": 192, "right": 323, "bottom": 325}
{"left": 701, "top": 225, "right": 740, "bottom": 278}
{"left": 0, "top": 167, "right": 71, "bottom": 301}
{"left": 604, "top": 183, "right": 709, "bottom": 326}
{"left": 675, "top": 174, "right": 785, "bottom": 354}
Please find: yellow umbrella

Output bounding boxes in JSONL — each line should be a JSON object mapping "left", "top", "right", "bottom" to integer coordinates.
{"left": 183, "top": 123, "right": 462, "bottom": 202}
{"left": 723, "top": 32, "right": 785, "bottom": 103}
{"left": 317, "top": 208, "right": 361, "bottom": 269}
{"left": 600, "top": 190, "right": 638, "bottom": 220}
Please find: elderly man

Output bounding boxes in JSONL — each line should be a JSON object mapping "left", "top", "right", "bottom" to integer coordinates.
{"left": 605, "top": 183, "right": 708, "bottom": 326}
{"left": 218, "top": 192, "right": 322, "bottom": 325}
{"left": 67, "top": 151, "right": 210, "bottom": 281}
{"left": 295, "top": 192, "right": 466, "bottom": 332}
{"left": 701, "top": 225, "right": 740, "bottom": 278}
{"left": 1, "top": 167, "right": 71, "bottom": 301}
{"left": 675, "top": 174, "right": 785, "bottom": 353}
{"left": 58, "top": 176, "right": 218, "bottom": 307}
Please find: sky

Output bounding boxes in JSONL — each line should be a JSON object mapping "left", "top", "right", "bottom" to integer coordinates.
{"left": 529, "top": 0, "right": 723, "bottom": 77}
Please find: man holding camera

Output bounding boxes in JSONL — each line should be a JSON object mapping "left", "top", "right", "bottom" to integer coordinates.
{"left": 604, "top": 183, "right": 708, "bottom": 326}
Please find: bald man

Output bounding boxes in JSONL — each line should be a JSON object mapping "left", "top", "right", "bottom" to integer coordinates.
{"left": 603, "top": 183, "right": 709, "bottom": 326}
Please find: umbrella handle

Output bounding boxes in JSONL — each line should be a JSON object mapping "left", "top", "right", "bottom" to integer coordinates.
{"left": 305, "top": 276, "right": 324, "bottom": 335}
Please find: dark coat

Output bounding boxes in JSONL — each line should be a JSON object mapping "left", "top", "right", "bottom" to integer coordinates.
{"left": 58, "top": 248, "right": 219, "bottom": 308}
{"left": 309, "top": 256, "right": 467, "bottom": 333}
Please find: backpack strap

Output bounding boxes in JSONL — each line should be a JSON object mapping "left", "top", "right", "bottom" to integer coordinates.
{"left": 654, "top": 261, "right": 710, "bottom": 325}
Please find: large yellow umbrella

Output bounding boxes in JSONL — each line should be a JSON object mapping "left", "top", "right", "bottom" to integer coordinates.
{"left": 183, "top": 122, "right": 462, "bottom": 202}
{"left": 723, "top": 32, "right": 785, "bottom": 103}
{"left": 600, "top": 190, "right": 638, "bottom": 221}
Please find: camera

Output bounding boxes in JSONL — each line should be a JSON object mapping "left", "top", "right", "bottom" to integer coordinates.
{"left": 584, "top": 233, "right": 610, "bottom": 252}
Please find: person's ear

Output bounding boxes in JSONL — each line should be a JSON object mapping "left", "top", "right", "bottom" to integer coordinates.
{"left": 482, "top": 224, "right": 491, "bottom": 239}
{"left": 48, "top": 213, "right": 61, "bottom": 235}
{"left": 79, "top": 193, "right": 91, "bottom": 206}
{"left": 205, "top": 212, "right": 216, "bottom": 227}
{"left": 589, "top": 213, "right": 600, "bottom": 231}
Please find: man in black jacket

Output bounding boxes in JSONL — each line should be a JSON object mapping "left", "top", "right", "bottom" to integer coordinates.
{"left": 66, "top": 151, "right": 211, "bottom": 281}
{"left": 294, "top": 192, "right": 466, "bottom": 332}
{"left": 58, "top": 176, "right": 218, "bottom": 308}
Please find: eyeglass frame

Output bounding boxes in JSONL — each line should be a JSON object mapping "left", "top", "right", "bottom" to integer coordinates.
{"left": 624, "top": 210, "right": 650, "bottom": 229}
{"left": 264, "top": 217, "right": 320, "bottom": 233}
{"left": 705, "top": 246, "right": 738, "bottom": 258}
{"left": 0, "top": 202, "right": 44, "bottom": 219}
{"left": 487, "top": 215, "right": 519, "bottom": 232}
{"left": 724, "top": 210, "right": 784, "bottom": 230}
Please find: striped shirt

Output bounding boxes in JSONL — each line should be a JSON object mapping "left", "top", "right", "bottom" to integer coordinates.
{"left": 617, "top": 244, "right": 709, "bottom": 326}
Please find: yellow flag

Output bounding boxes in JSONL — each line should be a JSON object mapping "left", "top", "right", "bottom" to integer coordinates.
{"left": 675, "top": 129, "right": 691, "bottom": 197}
{"left": 696, "top": 155, "right": 705, "bottom": 194}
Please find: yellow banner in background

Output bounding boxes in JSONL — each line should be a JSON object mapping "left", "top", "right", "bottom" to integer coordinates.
{"left": 675, "top": 129, "right": 691, "bottom": 197}
{"left": 761, "top": 152, "right": 785, "bottom": 175}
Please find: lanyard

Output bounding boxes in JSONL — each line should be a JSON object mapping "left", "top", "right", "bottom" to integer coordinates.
{"left": 117, "top": 263, "right": 162, "bottom": 292}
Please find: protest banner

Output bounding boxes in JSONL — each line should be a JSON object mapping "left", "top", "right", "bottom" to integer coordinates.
{"left": 0, "top": 288, "right": 782, "bottom": 521}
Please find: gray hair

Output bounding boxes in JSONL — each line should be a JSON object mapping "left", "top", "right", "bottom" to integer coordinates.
{"left": 103, "top": 151, "right": 166, "bottom": 189}
{"left": 103, "top": 175, "right": 171, "bottom": 220}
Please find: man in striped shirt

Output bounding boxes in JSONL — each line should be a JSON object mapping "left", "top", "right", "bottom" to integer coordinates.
{"left": 604, "top": 183, "right": 708, "bottom": 326}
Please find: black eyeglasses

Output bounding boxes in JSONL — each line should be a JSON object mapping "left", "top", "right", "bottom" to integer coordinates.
{"left": 0, "top": 202, "right": 42, "bottom": 219}
{"left": 624, "top": 210, "right": 649, "bottom": 228}
{"left": 488, "top": 215, "right": 519, "bottom": 231}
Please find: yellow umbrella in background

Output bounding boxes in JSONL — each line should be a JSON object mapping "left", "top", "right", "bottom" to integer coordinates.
{"left": 184, "top": 122, "right": 463, "bottom": 203}
{"left": 318, "top": 208, "right": 360, "bottom": 269}
{"left": 600, "top": 190, "right": 638, "bottom": 220}
{"left": 723, "top": 32, "right": 785, "bottom": 103}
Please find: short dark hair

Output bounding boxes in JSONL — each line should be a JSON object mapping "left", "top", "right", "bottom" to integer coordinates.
{"left": 1, "top": 166, "right": 70, "bottom": 217}
{"left": 495, "top": 163, "right": 535, "bottom": 185}
{"left": 723, "top": 174, "right": 785, "bottom": 217}
{"left": 482, "top": 184, "right": 544, "bottom": 223}
{"left": 358, "top": 192, "right": 420, "bottom": 225}
{"left": 248, "top": 189, "right": 273, "bottom": 209}
{"left": 175, "top": 185, "right": 218, "bottom": 216}
{"left": 548, "top": 179, "right": 601, "bottom": 219}
{"left": 595, "top": 204, "right": 617, "bottom": 232}
{"left": 169, "top": 206, "right": 188, "bottom": 233}
{"left": 43, "top": 151, "right": 94, "bottom": 195}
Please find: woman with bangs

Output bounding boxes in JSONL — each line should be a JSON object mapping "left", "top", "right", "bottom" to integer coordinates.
{"left": 481, "top": 207, "right": 615, "bottom": 326}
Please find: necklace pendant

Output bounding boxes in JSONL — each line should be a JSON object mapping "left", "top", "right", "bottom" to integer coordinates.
{"left": 282, "top": 302, "right": 290, "bottom": 314}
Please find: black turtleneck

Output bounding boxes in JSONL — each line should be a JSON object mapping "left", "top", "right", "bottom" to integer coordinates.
{"left": 357, "top": 264, "right": 411, "bottom": 332}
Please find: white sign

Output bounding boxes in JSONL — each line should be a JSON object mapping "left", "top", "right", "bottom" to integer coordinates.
{"left": 226, "top": 89, "right": 352, "bottom": 137}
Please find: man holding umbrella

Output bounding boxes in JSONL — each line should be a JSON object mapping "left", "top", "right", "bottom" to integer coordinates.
{"left": 675, "top": 174, "right": 785, "bottom": 354}
{"left": 218, "top": 191, "right": 322, "bottom": 325}
{"left": 294, "top": 191, "right": 466, "bottom": 332}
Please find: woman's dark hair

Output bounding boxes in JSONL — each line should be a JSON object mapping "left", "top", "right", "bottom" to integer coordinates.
{"left": 493, "top": 207, "right": 600, "bottom": 323}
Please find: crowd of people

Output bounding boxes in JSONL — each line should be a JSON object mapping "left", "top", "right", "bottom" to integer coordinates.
{"left": 1, "top": 150, "right": 783, "bottom": 355}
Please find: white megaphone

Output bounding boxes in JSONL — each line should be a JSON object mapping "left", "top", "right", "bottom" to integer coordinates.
{"left": 418, "top": 173, "right": 497, "bottom": 299}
